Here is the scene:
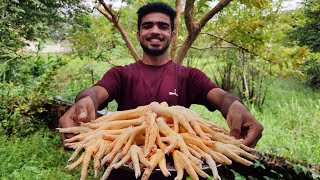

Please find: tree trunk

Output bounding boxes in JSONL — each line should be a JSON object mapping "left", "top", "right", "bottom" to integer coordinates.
{"left": 171, "top": 0, "right": 182, "bottom": 61}
{"left": 175, "top": 34, "right": 199, "bottom": 64}
{"left": 175, "top": 0, "right": 233, "bottom": 64}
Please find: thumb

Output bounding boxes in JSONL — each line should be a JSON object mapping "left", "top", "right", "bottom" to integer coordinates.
{"left": 227, "top": 113, "right": 242, "bottom": 139}
{"left": 75, "top": 104, "right": 88, "bottom": 122}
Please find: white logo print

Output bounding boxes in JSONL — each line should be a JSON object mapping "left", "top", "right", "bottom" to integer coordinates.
{"left": 169, "top": 89, "right": 178, "bottom": 97}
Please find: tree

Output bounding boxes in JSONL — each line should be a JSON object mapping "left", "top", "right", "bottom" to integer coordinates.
{"left": 0, "top": 0, "right": 90, "bottom": 84}
{"left": 0, "top": 0, "right": 89, "bottom": 61}
{"left": 288, "top": 0, "right": 320, "bottom": 53}
{"left": 96, "top": 0, "right": 269, "bottom": 64}
{"left": 286, "top": 0, "right": 320, "bottom": 88}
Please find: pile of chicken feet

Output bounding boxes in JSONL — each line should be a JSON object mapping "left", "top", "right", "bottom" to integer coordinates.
{"left": 57, "top": 102, "right": 257, "bottom": 180}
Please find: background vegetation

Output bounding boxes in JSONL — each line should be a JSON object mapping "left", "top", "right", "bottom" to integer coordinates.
{"left": 0, "top": 0, "right": 319, "bottom": 179}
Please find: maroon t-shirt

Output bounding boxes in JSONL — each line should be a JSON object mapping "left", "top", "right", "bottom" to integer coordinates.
{"left": 95, "top": 60, "right": 219, "bottom": 111}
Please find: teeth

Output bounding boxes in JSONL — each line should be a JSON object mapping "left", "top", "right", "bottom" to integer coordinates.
{"left": 150, "top": 39, "right": 160, "bottom": 42}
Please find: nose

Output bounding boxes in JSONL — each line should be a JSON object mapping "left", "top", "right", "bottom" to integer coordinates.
{"left": 150, "top": 25, "right": 161, "bottom": 35}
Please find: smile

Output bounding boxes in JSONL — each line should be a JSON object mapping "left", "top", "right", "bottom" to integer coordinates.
{"left": 146, "top": 37, "right": 164, "bottom": 42}
{"left": 150, "top": 39, "right": 161, "bottom": 42}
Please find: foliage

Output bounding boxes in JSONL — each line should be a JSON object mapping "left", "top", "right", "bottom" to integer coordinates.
{"left": 287, "top": 0, "right": 320, "bottom": 53}
{"left": 52, "top": 54, "right": 119, "bottom": 101}
{"left": 0, "top": 55, "right": 68, "bottom": 135}
{"left": 285, "top": 0, "right": 320, "bottom": 89}
{"left": 301, "top": 54, "right": 320, "bottom": 89}
{"left": 67, "top": 13, "right": 130, "bottom": 61}
{"left": 0, "top": 0, "right": 88, "bottom": 61}
{"left": 254, "top": 78, "right": 320, "bottom": 165}
{"left": 184, "top": 1, "right": 287, "bottom": 108}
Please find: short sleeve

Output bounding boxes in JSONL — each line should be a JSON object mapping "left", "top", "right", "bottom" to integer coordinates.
{"left": 94, "top": 66, "right": 123, "bottom": 105}
{"left": 188, "top": 68, "right": 219, "bottom": 111}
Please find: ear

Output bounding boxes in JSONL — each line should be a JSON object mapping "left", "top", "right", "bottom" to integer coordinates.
{"left": 170, "top": 31, "right": 175, "bottom": 41}
{"left": 136, "top": 31, "right": 140, "bottom": 40}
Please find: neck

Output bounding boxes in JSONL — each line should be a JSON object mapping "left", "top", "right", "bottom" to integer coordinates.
{"left": 141, "top": 52, "right": 170, "bottom": 66}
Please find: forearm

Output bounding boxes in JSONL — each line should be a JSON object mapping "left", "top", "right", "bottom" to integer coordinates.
{"left": 75, "top": 86, "right": 109, "bottom": 111}
{"left": 207, "top": 88, "right": 243, "bottom": 118}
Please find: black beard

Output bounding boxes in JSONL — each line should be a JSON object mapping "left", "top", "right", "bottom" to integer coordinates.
{"left": 140, "top": 42, "right": 170, "bottom": 56}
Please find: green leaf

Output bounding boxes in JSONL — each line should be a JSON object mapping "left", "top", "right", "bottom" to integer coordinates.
{"left": 254, "top": 160, "right": 266, "bottom": 169}
{"left": 230, "top": 169, "right": 246, "bottom": 180}
{"left": 197, "top": 0, "right": 208, "bottom": 10}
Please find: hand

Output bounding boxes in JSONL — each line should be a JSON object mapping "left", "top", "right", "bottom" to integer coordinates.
{"left": 59, "top": 96, "right": 96, "bottom": 139}
{"left": 226, "top": 101, "right": 263, "bottom": 147}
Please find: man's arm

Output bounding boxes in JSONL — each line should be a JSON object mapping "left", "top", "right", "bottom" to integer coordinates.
{"left": 75, "top": 86, "right": 109, "bottom": 111}
{"left": 59, "top": 86, "right": 109, "bottom": 147}
{"left": 207, "top": 88, "right": 263, "bottom": 147}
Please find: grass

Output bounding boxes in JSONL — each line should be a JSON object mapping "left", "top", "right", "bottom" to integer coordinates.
{"left": 255, "top": 78, "right": 320, "bottom": 165}
{"left": 0, "top": 129, "right": 80, "bottom": 179}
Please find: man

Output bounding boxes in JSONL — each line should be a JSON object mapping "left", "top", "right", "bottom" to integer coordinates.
{"left": 59, "top": 2, "right": 263, "bottom": 148}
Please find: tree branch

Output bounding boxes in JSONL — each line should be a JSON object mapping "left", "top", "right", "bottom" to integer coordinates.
{"left": 97, "top": 0, "right": 140, "bottom": 62}
{"left": 199, "top": 32, "right": 282, "bottom": 65}
{"left": 184, "top": 0, "right": 198, "bottom": 33}
{"left": 96, "top": 2, "right": 112, "bottom": 21}
{"left": 199, "top": 0, "right": 233, "bottom": 29}
{"left": 190, "top": 45, "right": 238, "bottom": 50}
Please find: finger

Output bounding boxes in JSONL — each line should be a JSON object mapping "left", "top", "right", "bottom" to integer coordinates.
{"left": 75, "top": 104, "right": 88, "bottom": 123}
{"left": 227, "top": 112, "right": 243, "bottom": 139}
{"left": 242, "top": 126, "right": 262, "bottom": 147}
{"left": 86, "top": 109, "right": 96, "bottom": 122}
{"left": 242, "top": 132, "right": 256, "bottom": 147}
{"left": 242, "top": 121, "right": 263, "bottom": 147}
{"left": 63, "top": 132, "right": 75, "bottom": 142}
{"left": 59, "top": 109, "right": 77, "bottom": 143}
{"left": 59, "top": 107, "right": 77, "bottom": 128}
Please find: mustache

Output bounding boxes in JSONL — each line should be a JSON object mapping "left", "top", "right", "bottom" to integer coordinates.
{"left": 146, "top": 35, "right": 164, "bottom": 41}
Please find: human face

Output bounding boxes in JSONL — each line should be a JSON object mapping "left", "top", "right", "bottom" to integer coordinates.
{"left": 137, "top": 12, "right": 174, "bottom": 56}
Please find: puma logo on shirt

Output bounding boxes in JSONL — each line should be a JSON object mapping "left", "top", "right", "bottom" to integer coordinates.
{"left": 169, "top": 89, "right": 178, "bottom": 97}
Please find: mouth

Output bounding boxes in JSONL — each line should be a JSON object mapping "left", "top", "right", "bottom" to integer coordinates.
{"left": 150, "top": 39, "right": 161, "bottom": 42}
{"left": 146, "top": 37, "right": 163, "bottom": 42}
{"left": 146, "top": 37, "right": 163, "bottom": 47}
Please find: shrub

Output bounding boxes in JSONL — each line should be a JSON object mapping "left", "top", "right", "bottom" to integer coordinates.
{"left": 302, "top": 57, "right": 320, "bottom": 89}
{"left": 0, "top": 55, "right": 67, "bottom": 136}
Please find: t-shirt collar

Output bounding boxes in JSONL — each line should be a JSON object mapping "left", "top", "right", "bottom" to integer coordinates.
{"left": 138, "top": 60, "right": 173, "bottom": 67}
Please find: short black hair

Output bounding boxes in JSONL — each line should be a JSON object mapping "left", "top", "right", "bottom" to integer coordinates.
{"left": 137, "top": 2, "right": 176, "bottom": 32}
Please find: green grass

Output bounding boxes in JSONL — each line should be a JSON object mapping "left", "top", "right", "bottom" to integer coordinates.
{"left": 0, "top": 130, "right": 80, "bottom": 179}
{"left": 255, "top": 78, "right": 320, "bottom": 165}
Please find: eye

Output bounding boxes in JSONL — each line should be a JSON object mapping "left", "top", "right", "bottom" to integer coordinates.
{"left": 158, "top": 23, "right": 170, "bottom": 30}
{"left": 141, "top": 22, "right": 153, "bottom": 29}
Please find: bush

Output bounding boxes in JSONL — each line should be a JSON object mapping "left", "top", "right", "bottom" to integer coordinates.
{"left": 0, "top": 55, "right": 67, "bottom": 136}
{"left": 302, "top": 57, "right": 320, "bottom": 89}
